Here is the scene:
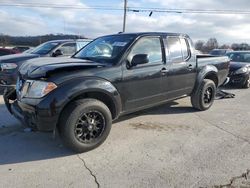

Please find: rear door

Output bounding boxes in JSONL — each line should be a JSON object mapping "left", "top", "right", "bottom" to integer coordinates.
{"left": 121, "top": 36, "right": 165, "bottom": 112}
{"left": 161, "top": 36, "right": 196, "bottom": 99}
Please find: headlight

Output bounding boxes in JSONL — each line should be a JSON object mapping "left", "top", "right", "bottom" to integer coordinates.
{"left": 235, "top": 67, "right": 248, "bottom": 74}
{"left": 22, "top": 80, "right": 57, "bottom": 98}
{"left": 1, "top": 63, "right": 18, "bottom": 70}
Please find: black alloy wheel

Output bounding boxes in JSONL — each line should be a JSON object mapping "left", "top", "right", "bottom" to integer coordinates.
{"left": 203, "top": 87, "right": 213, "bottom": 104}
{"left": 60, "top": 98, "right": 112, "bottom": 153}
{"left": 75, "top": 111, "right": 105, "bottom": 143}
{"left": 191, "top": 79, "right": 216, "bottom": 111}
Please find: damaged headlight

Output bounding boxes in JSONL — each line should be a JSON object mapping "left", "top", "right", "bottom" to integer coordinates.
{"left": 22, "top": 80, "right": 57, "bottom": 98}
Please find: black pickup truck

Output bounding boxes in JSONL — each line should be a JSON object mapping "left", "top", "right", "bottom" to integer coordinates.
{"left": 4, "top": 32, "right": 230, "bottom": 152}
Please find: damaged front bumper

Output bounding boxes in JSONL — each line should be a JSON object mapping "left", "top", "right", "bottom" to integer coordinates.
{"left": 3, "top": 88, "right": 58, "bottom": 131}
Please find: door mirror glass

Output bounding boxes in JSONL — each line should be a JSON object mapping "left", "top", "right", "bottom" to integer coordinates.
{"left": 131, "top": 54, "right": 149, "bottom": 66}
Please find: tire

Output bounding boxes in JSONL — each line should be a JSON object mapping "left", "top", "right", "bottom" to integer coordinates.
{"left": 59, "top": 98, "right": 112, "bottom": 153}
{"left": 242, "top": 74, "right": 250, "bottom": 88}
{"left": 191, "top": 79, "right": 216, "bottom": 111}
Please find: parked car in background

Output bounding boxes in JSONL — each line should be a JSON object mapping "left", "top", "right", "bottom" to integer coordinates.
{"left": 195, "top": 50, "right": 203, "bottom": 54}
{"left": 4, "top": 32, "right": 230, "bottom": 152}
{"left": 12, "top": 46, "right": 31, "bottom": 53}
{"left": 0, "top": 39, "right": 92, "bottom": 87}
{"left": 23, "top": 47, "right": 35, "bottom": 53}
{"left": 210, "top": 49, "right": 233, "bottom": 56}
{"left": 0, "top": 48, "right": 20, "bottom": 56}
{"left": 226, "top": 51, "right": 250, "bottom": 88}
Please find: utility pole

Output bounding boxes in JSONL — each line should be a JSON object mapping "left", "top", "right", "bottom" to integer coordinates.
{"left": 123, "top": 0, "right": 127, "bottom": 32}
{"left": 63, "top": 17, "right": 66, "bottom": 34}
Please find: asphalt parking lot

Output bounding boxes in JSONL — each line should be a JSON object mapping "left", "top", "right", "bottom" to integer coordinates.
{"left": 0, "top": 88, "right": 250, "bottom": 188}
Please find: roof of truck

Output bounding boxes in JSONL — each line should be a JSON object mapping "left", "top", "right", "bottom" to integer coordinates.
{"left": 43, "top": 39, "right": 92, "bottom": 43}
{"left": 115, "top": 32, "right": 189, "bottom": 37}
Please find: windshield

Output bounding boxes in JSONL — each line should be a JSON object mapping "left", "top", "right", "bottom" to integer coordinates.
{"left": 227, "top": 52, "right": 250, "bottom": 63}
{"left": 74, "top": 35, "right": 135, "bottom": 64}
{"left": 30, "top": 42, "right": 60, "bottom": 55}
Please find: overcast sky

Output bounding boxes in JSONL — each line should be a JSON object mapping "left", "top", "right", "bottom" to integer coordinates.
{"left": 0, "top": 0, "right": 250, "bottom": 44}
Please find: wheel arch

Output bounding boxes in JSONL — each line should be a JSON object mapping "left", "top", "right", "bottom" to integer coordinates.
{"left": 58, "top": 89, "right": 120, "bottom": 123}
{"left": 192, "top": 65, "right": 219, "bottom": 95}
{"left": 204, "top": 72, "right": 218, "bottom": 87}
{"left": 49, "top": 78, "right": 122, "bottom": 131}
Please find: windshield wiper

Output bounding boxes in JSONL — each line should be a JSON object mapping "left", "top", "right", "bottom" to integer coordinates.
{"left": 73, "top": 56, "right": 94, "bottom": 61}
{"left": 72, "top": 56, "right": 110, "bottom": 65}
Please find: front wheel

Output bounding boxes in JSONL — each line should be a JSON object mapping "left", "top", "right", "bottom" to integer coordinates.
{"left": 191, "top": 79, "right": 216, "bottom": 111}
{"left": 59, "top": 99, "right": 112, "bottom": 153}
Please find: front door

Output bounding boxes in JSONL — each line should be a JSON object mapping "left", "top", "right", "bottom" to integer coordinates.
{"left": 121, "top": 36, "right": 165, "bottom": 112}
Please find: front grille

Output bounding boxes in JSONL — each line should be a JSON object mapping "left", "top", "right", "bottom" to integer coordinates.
{"left": 16, "top": 76, "right": 24, "bottom": 92}
{"left": 16, "top": 76, "right": 26, "bottom": 100}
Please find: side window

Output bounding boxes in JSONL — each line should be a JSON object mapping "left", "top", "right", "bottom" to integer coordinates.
{"left": 58, "top": 43, "right": 76, "bottom": 56}
{"left": 180, "top": 38, "right": 189, "bottom": 59}
{"left": 129, "top": 37, "right": 162, "bottom": 64}
{"left": 167, "top": 37, "right": 183, "bottom": 63}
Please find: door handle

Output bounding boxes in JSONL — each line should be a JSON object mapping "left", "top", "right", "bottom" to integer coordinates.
{"left": 161, "top": 68, "right": 169, "bottom": 75}
{"left": 187, "top": 64, "right": 193, "bottom": 70}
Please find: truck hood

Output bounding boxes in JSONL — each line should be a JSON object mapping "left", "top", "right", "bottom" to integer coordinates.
{"left": 19, "top": 57, "right": 106, "bottom": 79}
{"left": 229, "top": 61, "right": 250, "bottom": 72}
{"left": 0, "top": 53, "right": 40, "bottom": 63}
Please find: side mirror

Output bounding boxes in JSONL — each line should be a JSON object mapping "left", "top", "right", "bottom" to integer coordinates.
{"left": 52, "top": 49, "right": 63, "bottom": 57}
{"left": 131, "top": 54, "right": 149, "bottom": 67}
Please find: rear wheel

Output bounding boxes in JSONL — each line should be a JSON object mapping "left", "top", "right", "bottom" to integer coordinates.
{"left": 191, "top": 79, "right": 216, "bottom": 111}
{"left": 242, "top": 75, "right": 250, "bottom": 88}
{"left": 59, "top": 99, "right": 112, "bottom": 153}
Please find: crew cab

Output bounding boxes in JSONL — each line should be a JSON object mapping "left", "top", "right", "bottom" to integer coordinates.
{"left": 4, "top": 32, "right": 230, "bottom": 152}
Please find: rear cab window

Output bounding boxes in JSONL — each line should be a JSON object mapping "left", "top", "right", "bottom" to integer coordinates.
{"left": 180, "top": 38, "right": 189, "bottom": 59}
{"left": 165, "top": 36, "right": 191, "bottom": 63}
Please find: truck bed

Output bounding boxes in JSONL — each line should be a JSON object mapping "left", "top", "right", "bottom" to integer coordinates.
{"left": 197, "top": 54, "right": 229, "bottom": 65}
{"left": 196, "top": 54, "right": 230, "bottom": 86}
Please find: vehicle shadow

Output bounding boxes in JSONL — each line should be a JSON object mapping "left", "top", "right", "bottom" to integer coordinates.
{"left": 0, "top": 99, "right": 73, "bottom": 165}
{"left": 114, "top": 101, "right": 197, "bottom": 124}
{"left": 220, "top": 84, "right": 242, "bottom": 90}
{"left": 0, "top": 99, "right": 198, "bottom": 165}
{"left": 0, "top": 130, "right": 74, "bottom": 165}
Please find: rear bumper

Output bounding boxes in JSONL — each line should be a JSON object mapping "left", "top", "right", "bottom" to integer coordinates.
{"left": 4, "top": 89, "right": 58, "bottom": 131}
